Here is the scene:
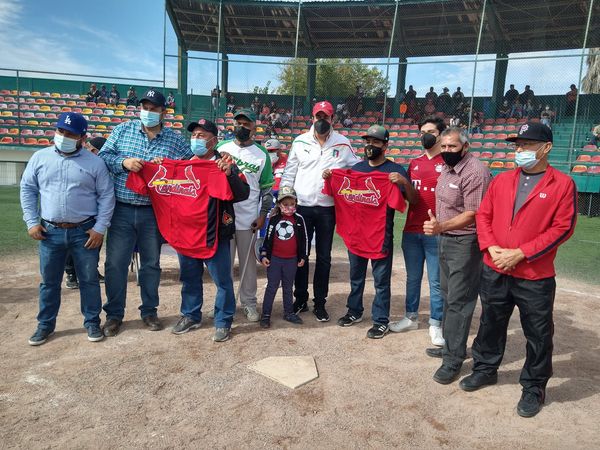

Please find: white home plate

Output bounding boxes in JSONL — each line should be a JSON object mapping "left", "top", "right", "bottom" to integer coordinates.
{"left": 248, "top": 356, "right": 318, "bottom": 389}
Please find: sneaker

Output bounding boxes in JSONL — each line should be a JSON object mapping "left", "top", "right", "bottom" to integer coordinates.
{"left": 65, "top": 273, "right": 78, "bottom": 289}
{"left": 337, "top": 313, "right": 363, "bottom": 327}
{"left": 171, "top": 316, "right": 201, "bottom": 335}
{"left": 314, "top": 305, "right": 330, "bottom": 322}
{"left": 87, "top": 324, "right": 104, "bottom": 342}
{"left": 28, "top": 328, "right": 54, "bottom": 346}
{"left": 103, "top": 318, "right": 122, "bottom": 337}
{"left": 429, "top": 325, "right": 444, "bottom": 347}
{"left": 98, "top": 272, "right": 105, "bottom": 283}
{"left": 260, "top": 316, "right": 271, "bottom": 328}
{"left": 389, "top": 316, "right": 418, "bottom": 333}
{"left": 367, "top": 324, "right": 389, "bottom": 339}
{"left": 293, "top": 300, "right": 309, "bottom": 314}
{"left": 213, "top": 327, "right": 231, "bottom": 342}
{"left": 284, "top": 313, "right": 303, "bottom": 324}
{"left": 244, "top": 306, "right": 260, "bottom": 322}
{"left": 517, "top": 390, "right": 545, "bottom": 418}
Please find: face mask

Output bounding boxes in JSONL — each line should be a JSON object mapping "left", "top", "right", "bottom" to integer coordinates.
{"left": 280, "top": 205, "right": 296, "bottom": 216}
{"left": 441, "top": 147, "right": 465, "bottom": 167}
{"left": 191, "top": 138, "right": 209, "bottom": 156}
{"left": 365, "top": 144, "right": 384, "bottom": 160}
{"left": 515, "top": 148, "right": 542, "bottom": 170}
{"left": 314, "top": 119, "right": 331, "bottom": 135}
{"left": 54, "top": 133, "right": 78, "bottom": 154}
{"left": 269, "top": 153, "right": 279, "bottom": 164}
{"left": 140, "top": 109, "right": 161, "bottom": 127}
{"left": 235, "top": 126, "right": 251, "bottom": 142}
{"left": 421, "top": 133, "right": 437, "bottom": 150}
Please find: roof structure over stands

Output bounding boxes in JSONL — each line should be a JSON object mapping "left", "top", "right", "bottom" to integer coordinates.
{"left": 167, "top": 0, "right": 600, "bottom": 58}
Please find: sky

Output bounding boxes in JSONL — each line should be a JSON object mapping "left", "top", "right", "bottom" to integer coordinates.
{"left": 0, "top": 0, "right": 590, "bottom": 97}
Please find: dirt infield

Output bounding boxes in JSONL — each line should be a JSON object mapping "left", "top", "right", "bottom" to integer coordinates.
{"left": 1, "top": 248, "right": 599, "bottom": 449}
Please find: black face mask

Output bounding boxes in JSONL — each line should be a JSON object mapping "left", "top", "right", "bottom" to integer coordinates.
{"left": 234, "top": 126, "right": 251, "bottom": 142}
{"left": 421, "top": 133, "right": 437, "bottom": 150}
{"left": 441, "top": 148, "right": 465, "bottom": 167}
{"left": 314, "top": 119, "right": 331, "bottom": 135}
{"left": 365, "top": 144, "right": 384, "bottom": 160}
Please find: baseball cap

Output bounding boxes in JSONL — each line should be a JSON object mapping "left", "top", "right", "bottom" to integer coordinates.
{"left": 362, "top": 124, "right": 389, "bottom": 143}
{"left": 506, "top": 122, "right": 553, "bottom": 143}
{"left": 139, "top": 88, "right": 166, "bottom": 107}
{"left": 89, "top": 137, "right": 107, "bottom": 151}
{"left": 234, "top": 108, "right": 256, "bottom": 122}
{"left": 312, "top": 100, "right": 334, "bottom": 117}
{"left": 264, "top": 138, "right": 282, "bottom": 151}
{"left": 187, "top": 118, "right": 218, "bottom": 135}
{"left": 277, "top": 186, "right": 297, "bottom": 202}
{"left": 56, "top": 112, "right": 87, "bottom": 135}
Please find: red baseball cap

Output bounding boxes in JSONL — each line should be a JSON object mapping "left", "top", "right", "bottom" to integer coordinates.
{"left": 312, "top": 100, "right": 334, "bottom": 117}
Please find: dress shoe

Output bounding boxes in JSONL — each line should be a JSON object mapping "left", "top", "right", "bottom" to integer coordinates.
{"left": 426, "top": 347, "right": 443, "bottom": 358}
{"left": 459, "top": 372, "right": 498, "bottom": 392}
{"left": 103, "top": 319, "right": 122, "bottom": 337}
{"left": 433, "top": 364, "right": 461, "bottom": 384}
{"left": 142, "top": 315, "right": 163, "bottom": 331}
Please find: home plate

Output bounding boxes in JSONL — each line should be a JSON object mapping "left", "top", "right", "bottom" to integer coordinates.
{"left": 248, "top": 356, "right": 319, "bottom": 389}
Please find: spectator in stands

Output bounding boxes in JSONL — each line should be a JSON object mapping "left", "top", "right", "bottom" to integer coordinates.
{"left": 211, "top": 86, "right": 221, "bottom": 111}
{"left": 86, "top": 83, "right": 100, "bottom": 103}
{"left": 449, "top": 115, "right": 460, "bottom": 127}
{"left": 166, "top": 92, "right": 175, "bottom": 109}
{"left": 251, "top": 96, "right": 261, "bottom": 113}
{"left": 424, "top": 98, "right": 436, "bottom": 116}
{"left": 281, "top": 100, "right": 360, "bottom": 322}
{"left": 226, "top": 94, "right": 236, "bottom": 113}
{"left": 524, "top": 99, "right": 536, "bottom": 119}
{"left": 375, "top": 89, "right": 386, "bottom": 112}
{"left": 278, "top": 110, "right": 290, "bottom": 128}
{"left": 356, "top": 85, "right": 365, "bottom": 99}
{"left": 260, "top": 103, "right": 270, "bottom": 122}
{"left": 399, "top": 101, "right": 408, "bottom": 119}
{"left": 269, "top": 100, "right": 278, "bottom": 114}
{"left": 423, "top": 126, "right": 491, "bottom": 383}
{"left": 471, "top": 112, "right": 482, "bottom": 134}
{"left": 590, "top": 124, "right": 600, "bottom": 148}
{"left": 540, "top": 105, "right": 554, "bottom": 128}
{"left": 405, "top": 85, "right": 417, "bottom": 103}
{"left": 461, "top": 122, "right": 576, "bottom": 418}
{"left": 498, "top": 100, "right": 511, "bottom": 119}
{"left": 224, "top": 127, "right": 235, "bottom": 140}
{"left": 294, "top": 98, "right": 303, "bottom": 115}
{"left": 520, "top": 85, "right": 535, "bottom": 106}
{"left": 504, "top": 84, "right": 519, "bottom": 105}
{"left": 99, "top": 85, "right": 108, "bottom": 103}
{"left": 438, "top": 87, "right": 452, "bottom": 115}
{"left": 126, "top": 86, "right": 138, "bottom": 106}
{"left": 565, "top": 84, "right": 578, "bottom": 116}
{"left": 510, "top": 99, "right": 524, "bottom": 119}
{"left": 20, "top": 112, "right": 115, "bottom": 346}
{"left": 109, "top": 85, "right": 120, "bottom": 106}
{"left": 452, "top": 87, "right": 464, "bottom": 106}
{"left": 99, "top": 88, "right": 192, "bottom": 337}
{"left": 343, "top": 115, "right": 353, "bottom": 128}
{"left": 425, "top": 87, "right": 438, "bottom": 105}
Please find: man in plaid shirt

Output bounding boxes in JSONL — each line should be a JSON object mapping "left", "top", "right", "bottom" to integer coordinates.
{"left": 99, "top": 88, "right": 192, "bottom": 336}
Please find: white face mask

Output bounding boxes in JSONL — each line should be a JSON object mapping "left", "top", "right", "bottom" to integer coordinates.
{"left": 54, "top": 133, "right": 78, "bottom": 153}
{"left": 269, "top": 152, "right": 279, "bottom": 164}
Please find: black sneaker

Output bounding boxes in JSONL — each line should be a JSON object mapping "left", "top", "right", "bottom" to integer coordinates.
{"left": 171, "top": 316, "right": 201, "bottom": 335}
{"left": 65, "top": 273, "right": 78, "bottom": 289}
{"left": 337, "top": 313, "right": 363, "bottom": 327}
{"left": 260, "top": 316, "right": 271, "bottom": 328}
{"left": 314, "top": 305, "right": 330, "bottom": 322}
{"left": 293, "top": 300, "right": 309, "bottom": 314}
{"left": 366, "top": 324, "right": 389, "bottom": 339}
{"left": 284, "top": 313, "right": 303, "bottom": 324}
{"left": 28, "top": 328, "right": 54, "bottom": 346}
{"left": 517, "top": 390, "right": 545, "bottom": 418}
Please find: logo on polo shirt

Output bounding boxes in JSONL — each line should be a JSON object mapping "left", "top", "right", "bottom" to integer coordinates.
{"left": 148, "top": 165, "right": 200, "bottom": 198}
{"left": 337, "top": 176, "right": 381, "bottom": 206}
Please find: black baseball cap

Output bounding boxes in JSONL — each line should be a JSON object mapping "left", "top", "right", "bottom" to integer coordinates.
{"left": 506, "top": 122, "right": 553, "bottom": 143}
{"left": 89, "top": 137, "right": 107, "bottom": 151}
{"left": 139, "top": 88, "right": 166, "bottom": 107}
{"left": 187, "top": 118, "right": 218, "bottom": 135}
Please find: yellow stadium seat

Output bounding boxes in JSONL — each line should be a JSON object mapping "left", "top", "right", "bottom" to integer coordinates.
{"left": 51, "top": 93, "right": 61, "bottom": 98}
{"left": 114, "top": 110, "right": 124, "bottom": 116}
{"left": 31, "top": 92, "right": 41, "bottom": 97}
{"left": 82, "top": 108, "right": 93, "bottom": 114}
{"left": 166, "top": 108, "right": 175, "bottom": 114}
{"left": 40, "top": 105, "right": 51, "bottom": 111}
{"left": 96, "top": 124, "right": 107, "bottom": 130}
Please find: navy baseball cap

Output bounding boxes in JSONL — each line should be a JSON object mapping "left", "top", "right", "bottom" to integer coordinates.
{"left": 506, "top": 122, "right": 553, "bottom": 143}
{"left": 139, "top": 88, "right": 166, "bottom": 107}
{"left": 187, "top": 118, "right": 218, "bottom": 135}
{"left": 56, "top": 112, "right": 87, "bottom": 135}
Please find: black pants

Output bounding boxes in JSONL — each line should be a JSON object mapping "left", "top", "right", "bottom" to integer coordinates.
{"left": 262, "top": 256, "right": 297, "bottom": 317}
{"left": 439, "top": 234, "right": 483, "bottom": 368}
{"left": 472, "top": 265, "right": 556, "bottom": 393}
{"left": 294, "top": 205, "right": 335, "bottom": 306}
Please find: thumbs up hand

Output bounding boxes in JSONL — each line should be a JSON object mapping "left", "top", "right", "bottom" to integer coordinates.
{"left": 423, "top": 209, "right": 442, "bottom": 235}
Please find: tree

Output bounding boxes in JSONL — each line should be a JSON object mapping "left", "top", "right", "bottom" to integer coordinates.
{"left": 250, "top": 80, "right": 272, "bottom": 95}
{"left": 582, "top": 48, "right": 600, "bottom": 94}
{"left": 276, "top": 58, "right": 390, "bottom": 97}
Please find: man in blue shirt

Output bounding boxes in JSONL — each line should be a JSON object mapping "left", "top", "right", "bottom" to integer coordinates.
{"left": 20, "top": 112, "right": 115, "bottom": 345}
{"left": 99, "top": 88, "right": 192, "bottom": 336}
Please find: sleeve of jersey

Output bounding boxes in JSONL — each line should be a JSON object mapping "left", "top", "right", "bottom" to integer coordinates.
{"left": 387, "top": 182, "right": 407, "bottom": 213}
{"left": 125, "top": 168, "right": 149, "bottom": 196}
{"left": 208, "top": 167, "right": 234, "bottom": 201}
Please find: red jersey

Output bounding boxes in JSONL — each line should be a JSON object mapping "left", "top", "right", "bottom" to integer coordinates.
{"left": 126, "top": 159, "right": 233, "bottom": 259}
{"left": 323, "top": 169, "right": 406, "bottom": 259}
{"left": 404, "top": 153, "right": 445, "bottom": 233}
{"left": 271, "top": 214, "right": 297, "bottom": 258}
{"left": 272, "top": 153, "right": 288, "bottom": 191}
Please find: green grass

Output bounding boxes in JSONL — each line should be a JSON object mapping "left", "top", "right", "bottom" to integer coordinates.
{"left": 0, "top": 187, "right": 37, "bottom": 256}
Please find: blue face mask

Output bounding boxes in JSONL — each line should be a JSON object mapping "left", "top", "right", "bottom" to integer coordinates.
{"left": 140, "top": 109, "right": 161, "bottom": 127}
{"left": 515, "top": 149, "right": 540, "bottom": 169}
{"left": 191, "top": 138, "right": 209, "bottom": 156}
{"left": 54, "top": 133, "right": 78, "bottom": 153}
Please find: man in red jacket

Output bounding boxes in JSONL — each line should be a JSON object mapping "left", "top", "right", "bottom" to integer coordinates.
{"left": 459, "top": 122, "right": 577, "bottom": 418}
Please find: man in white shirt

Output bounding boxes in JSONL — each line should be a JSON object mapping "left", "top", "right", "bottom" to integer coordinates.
{"left": 280, "top": 100, "right": 361, "bottom": 321}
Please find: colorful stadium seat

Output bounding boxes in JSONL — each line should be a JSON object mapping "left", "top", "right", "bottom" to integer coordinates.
{"left": 572, "top": 165, "right": 588, "bottom": 173}
{"left": 490, "top": 161, "right": 504, "bottom": 169}
{"left": 577, "top": 155, "right": 592, "bottom": 162}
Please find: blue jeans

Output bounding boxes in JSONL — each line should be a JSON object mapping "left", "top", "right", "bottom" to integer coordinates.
{"left": 38, "top": 220, "right": 102, "bottom": 331}
{"left": 103, "top": 203, "right": 162, "bottom": 320}
{"left": 401, "top": 232, "right": 443, "bottom": 326}
{"left": 177, "top": 240, "right": 235, "bottom": 329}
{"left": 346, "top": 250, "right": 392, "bottom": 325}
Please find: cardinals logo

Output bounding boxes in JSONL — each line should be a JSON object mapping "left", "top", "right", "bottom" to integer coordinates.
{"left": 148, "top": 165, "right": 201, "bottom": 198}
{"left": 337, "top": 176, "right": 381, "bottom": 206}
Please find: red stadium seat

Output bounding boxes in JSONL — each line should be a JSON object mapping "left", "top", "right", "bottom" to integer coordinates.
{"left": 577, "top": 155, "right": 592, "bottom": 162}
{"left": 589, "top": 165, "right": 600, "bottom": 174}
{"left": 494, "top": 152, "right": 506, "bottom": 159}
{"left": 591, "top": 155, "right": 600, "bottom": 163}
{"left": 572, "top": 165, "right": 587, "bottom": 173}
{"left": 504, "top": 162, "right": 516, "bottom": 169}
{"left": 481, "top": 151, "right": 493, "bottom": 159}
{"left": 490, "top": 161, "right": 504, "bottom": 169}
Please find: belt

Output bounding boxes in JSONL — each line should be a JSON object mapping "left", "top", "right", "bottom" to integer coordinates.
{"left": 440, "top": 233, "right": 477, "bottom": 237}
{"left": 42, "top": 217, "right": 95, "bottom": 229}
{"left": 117, "top": 201, "right": 152, "bottom": 208}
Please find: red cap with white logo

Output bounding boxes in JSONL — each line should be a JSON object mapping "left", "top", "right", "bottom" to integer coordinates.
{"left": 312, "top": 100, "right": 334, "bottom": 117}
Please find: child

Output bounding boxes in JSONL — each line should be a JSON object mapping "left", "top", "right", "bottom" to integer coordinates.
{"left": 259, "top": 186, "right": 307, "bottom": 328}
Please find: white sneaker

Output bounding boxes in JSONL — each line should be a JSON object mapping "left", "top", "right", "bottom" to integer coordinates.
{"left": 244, "top": 305, "right": 260, "bottom": 322}
{"left": 429, "top": 325, "right": 444, "bottom": 347}
{"left": 389, "top": 317, "right": 418, "bottom": 333}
